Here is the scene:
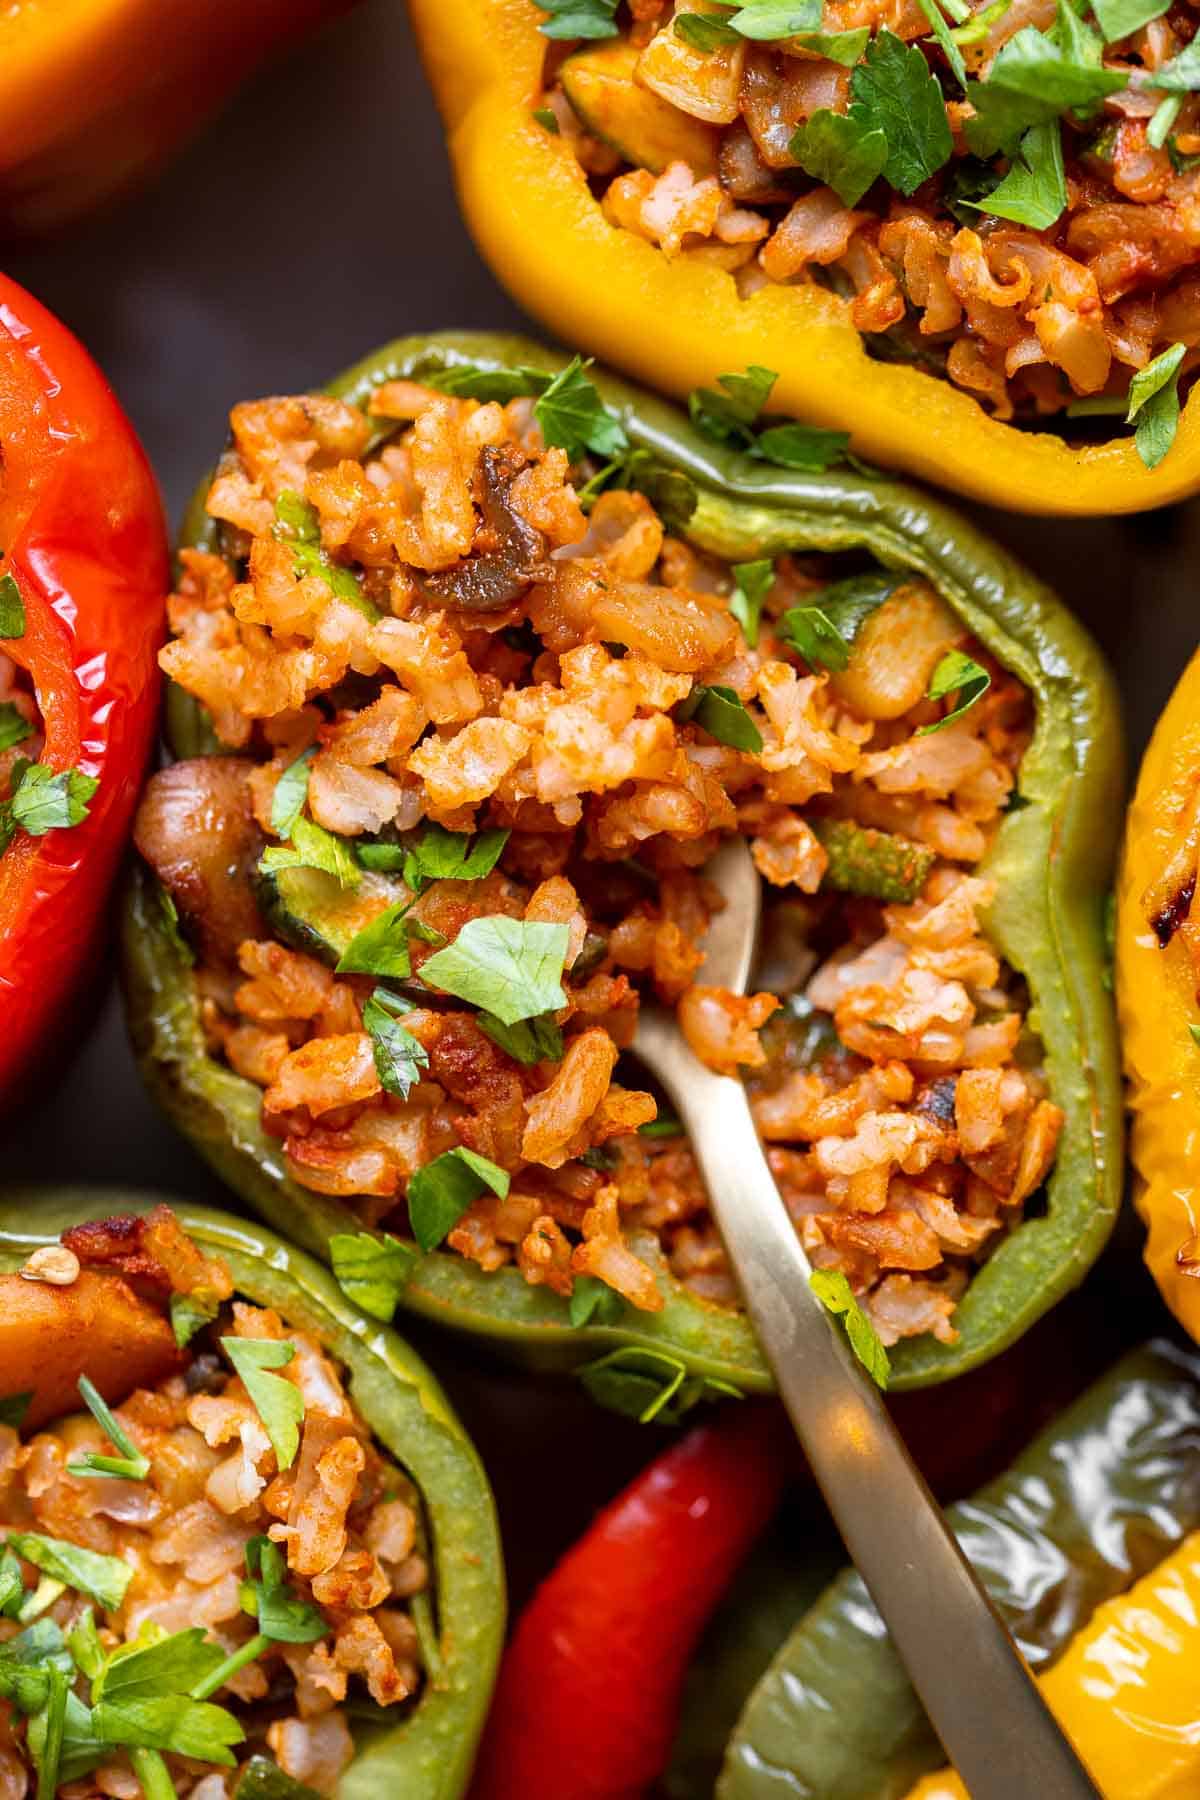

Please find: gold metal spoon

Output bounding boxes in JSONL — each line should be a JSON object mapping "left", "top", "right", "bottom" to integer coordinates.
{"left": 634, "top": 837, "right": 1101, "bottom": 1800}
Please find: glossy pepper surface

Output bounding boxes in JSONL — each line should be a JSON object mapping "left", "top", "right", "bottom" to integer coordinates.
{"left": 124, "top": 330, "right": 1124, "bottom": 1401}
{"left": 0, "top": 1188, "right": 505, "bottom": 1800}
{"left": 0, "top": 0, "right": 358, "bottom": 236}
{"left": 1116, "top": 644, "right": 1200, "bottom": 1345}
{"left": 721, "top": 1339, "right": 1200, "bottom": 1799}
{"left": 407, "top": 0, "right": 1200, "bottom": 518}
{"left": 471, "top": 1402, "right": 787, "bottom": 1800}
{"left": 0, "top": 275, "right": 167, "bottom": 1111}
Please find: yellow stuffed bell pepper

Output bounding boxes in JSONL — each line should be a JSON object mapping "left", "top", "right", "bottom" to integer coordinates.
{"left": 0, "top": 0, "right": 357, "bottom": 236}
{"left": 904, "top": 1533, "right": 1200, "bottom": 1799}
{"left": 409, "top": 0, "right": 1200, "bottom": 517}
{"left": 1116, "top": 647, "right": 1200, "bottom": 1345}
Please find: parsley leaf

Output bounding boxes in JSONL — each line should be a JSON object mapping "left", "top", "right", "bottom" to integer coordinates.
{"left": 688, "top": 365, "right": 778, "bottom": 447}
{"left": 789, "top": 24, "right": 869, "bottom": 59}
{"left": 532, "top": 105, "right": 561, "bottom": 131}
{"left": 918, "top": 649, "right": 991, "bottom": 733}
{"left": 1151, "top": 37, "right": 1200, "bottom": 88}
{"left": 0, "top": 574, "right": 24, "bottom": 637}
{"left": 725, "top": 0, "right": 822, "bottom": 35}
{"left": 754, "top": 423, "right": 853, "bottom": 469}
{"left": 419, "top": 916, "right": 569, "bottom": 1025}
{"left": 170, "top": 1291, "right": 220, "bottom": 1349}
{"left": 362, "top": 987, "right": 429, "bottom": 1098}
{"left": 809, "top": 1268, "right": 890, "bottom": 1387}
{"left": 849, "top": 31, "right": 954, "bottom": 195}
{"left": 220, "top": 1337, "right": 303, "bottom": 1471}
{"left": 477, "top": 1011, "right": 566, "bottom": 1063}
{"left": 1091, "top": 0, "right": 1168, "bottom": 38}
{"left": 92, "top": 1694, "right": 243, "bottom": 1765}
{"left": 729, "top": 559, "right": 774, "bottom": 648}
{"left": 678, "top": 684, "right": 764, "bottom": 752}
{"left": 534, "top": 356, "right": 629, "bottom": 462}
{"left": 916, "top": 0, "right": 968, "bottom": 87}
{"left": 66, "top": 1378, "right": 149, "bottom": 1483}
{"left": 789, "top": 110, "right": 889, "bottom": 206}
{"left": 1127, "top": 341, "right": 1187, "bottom": 469}
{"left": 971, "top": 117, "right": 1066, "bottom": 228}
{"left": 408, "top": 1147, "right": 511, "bottom": 1251}
{"left": 423, "top": 363, "right": 551, "bottom": 401}
{"left": 973, "top": 11, "right": 1125, "bottom": 142}
{"left": 401, "top": 822, "right": 510, "bottom": 892}
{"left": 261, "top": 817, "right": 360, "bottom": 889}
{"left": 0, "top": 704, "right": 31, "bottom": 753}
{"left": 336, "top": 900, "right": 417, "bottom": 978}
{"left": 330, "top": 1232, "right": 418, "bottom": 1320}
{"left": 779, "top": 572, "right": 896, "bottom": 670}
{"left": 242, "top": 1538, "right": 327, "bottom": 1644}
{"left": 0, "top": 1551, "right": 24, "bottom": 1620}
{"left": 34, "top": 1662, "right": 69, "bottom": 1798}
{"left": 97, "top": 1629, "right": 226, "bottom": 1704}
{"left": 569, "top": 1275, "right": 626, "bottom": 1328}
{"left": 6, "top": 1534, "right": 132, "bottom": 1612}
{"left": 674, "top": 9, "right": 738, "bottom": 46}
{"left": 639, "top": 1115, "right": 685, "bottom": 1138}
{"left": 272, "top": 493, "right": 374, "bottom": 617}
{"left": 10, "top": 763, "right": 97, "bottom": 835}
{"left": 270, "top": 749, "right": 315, "bottom": 841}
{"left": 537, "top": 0, "right": 619, "bottom": 38}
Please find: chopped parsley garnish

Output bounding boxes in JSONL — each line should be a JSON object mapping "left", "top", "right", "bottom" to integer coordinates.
{"left": 809, "top": 1268, "right": 890, "bottom": 1387}
{"left": 240, "top": 1538, "right": 327, "bottom": 1644}
{"left": 1091, "top": 0, "right": 1168, "bottom": 39}
{"left": 336, "top": 900, "right": 419, "bottom": 978}
{"left": 569, "top": 1275, "right": 626, "bottom": 1328}
{"left": 170, "top": 1290, "right": 220, "bottom": 1348}
{"left": 400, "top": 822, "right": 510, "bottom": 891}
{"left": 97, "top": 1628, "right": 227, "bottom": 1704}
{"left": 8, "top": 763, "right": 97, "bottom": 836}
{"left": 918, "top": 649, "right": 992, "bottom": 733}
{"left": 269, "top": 749, "right": 315, "bottom": 841}
{"left": 916, "top": 0, "right": 968, "bottom": 89}
{"left": 477, "top": 1010, "right": 566, "bottom": 1063}
{"left": 537, "top": 0, "right": 619, "bottom": 38}
{"left": 532, "top": 105, "right": 561, "bottom": 131}
{"left": 407, "top": 1147, "right": 511, "bottom": 1252}
{"left": 1127, "top": 341, "right": 1187, "bottom": 470}
{"left": 729, "top": 560, "right": 774, "bottom": 648}
{"left": 260, "top": 816, "right": 360, "bottom": 888}
{"left": 1150, "top": 37, "right": 1200, "bottom": 90}
{"left": 6, "top": 1534, "right": 132, "bottom": 1613}
{"left": 0, "top": 703, "right": 31, "bottom": 753}
{"left": 639, "top": 1115, "right": 684, "bottom": 1138}
{"left": 423, "top": 362, "right": 551, "bottom": 402}
{"left": 362, "top": 987, "right": 429, "bottom": 1098}
{"left": 419, "top": 916, "right": 570, "bottom": 1025}
{"left": 848, "top": 31, "right": 953, "bottom": 194}
{"left": 534, "top": 355, "right": 630, "bottom": 463}
{"left": 90, "top": 1693, "right": 244, "bottom": 1765}
{"left": 330, "top": 1231, "right": 418, "bottom": 1320}
{"left": 674, "top": 9, "right": 738, "bottom": 48}
{"left": 220, "top": 1337, "right": 303, "bottom": 1471}
{"left": 66, "top": 1378, "right": 150, "bottom": 1483}
{"left": 0, "top": 573, "right": 24, "bottom": 638}
{"left": 790, "top": 111, "right": 888, "bottom": 207}
{"left": 688, "top": 364, "right": 777, "bottom": 446}
{"left": 272, "top": 492, "right": 373, "bottom": 615}
{"left": 724, "top": 0, "right": 822, "bottom": 35}
{"left": 678, "top": 684, "right": 764, "bottom": 752}
{"left": 1189, "top": 1022, "right": 1200, "bottom": 1047}
{"left": 0, "top": 1551, "right": 24, "bottom": 1620}
{"left": 971, "top": 118, "right": 1066, "bottom": 229}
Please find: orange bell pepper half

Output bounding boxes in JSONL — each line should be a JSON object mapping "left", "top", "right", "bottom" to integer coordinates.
{"left": 0, "top": 0, "right": 359, "bottom": 235}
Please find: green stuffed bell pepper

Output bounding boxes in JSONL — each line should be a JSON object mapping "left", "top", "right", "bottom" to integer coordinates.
{"left": 0, "top": 1189, "right": 504, "bottom": 1800}
{"left": 124, "top": 331, "right": 1122, "bottom": 1411}
{"left": 720, "top": 1338, "right": 1200, "bottom": 1800}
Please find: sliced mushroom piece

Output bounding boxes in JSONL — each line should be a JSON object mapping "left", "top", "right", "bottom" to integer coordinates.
{"left": 424, "top": 446, "right": 548, "bottom": 612}
{"left": 134, "top": 756, "right": 266, "bottom": 964}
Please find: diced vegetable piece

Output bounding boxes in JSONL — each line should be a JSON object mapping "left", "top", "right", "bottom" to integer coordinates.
{"left": 635, "top": 3, "right": 745, "bottom": 124}
{"left": 812, "top": 817, "right": 935, "bottom": 903}
{"left": 0, "top": 1271, "right": 181, "bottom": 1430}
{"left": 257, "top": 865, "right": 409, "bottom": 966}
{"left": 562, "top": 39, "right": 720, "bottom": 174}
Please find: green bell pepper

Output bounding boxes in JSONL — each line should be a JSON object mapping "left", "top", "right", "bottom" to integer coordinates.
{"left": 124, "top": 330, "right": 1123, "bottom": 1402}
{"left": 0, "top": 1188, "right": 505, "bottom": 1800}
{"left": 721, "top": 1339, "right": 1200, "bottom": 1799}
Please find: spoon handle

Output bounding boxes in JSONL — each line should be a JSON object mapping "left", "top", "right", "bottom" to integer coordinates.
{"left": 646, "top": 1030, "right": 1101, "bottom": 1799}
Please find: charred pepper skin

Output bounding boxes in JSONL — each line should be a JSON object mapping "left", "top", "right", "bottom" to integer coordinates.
{"left": 0, "top": 1190, "right": 505, "bottom": 1800}
{"left": 1117, "top": 645, "right": 1200, "bottom": 1346}
{"left": 407, "top": 0, "right": 1200, "bottom": 519}
{"left": 0, "top": 275, "right": 168, "bottom": 1114}
{"left": 721, "top": 1340, "right": 1200, "bottom": 1800}
{"left": 124, "top": 332, "right": 1124, "bottom": 1395}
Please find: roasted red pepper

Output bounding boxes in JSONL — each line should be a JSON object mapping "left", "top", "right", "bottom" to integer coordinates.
{"left": 0, "top": 275, "right": 167, "bottom": 1107}
{"left": 470, "top": 1403, "right": 787, "bottom": 1800}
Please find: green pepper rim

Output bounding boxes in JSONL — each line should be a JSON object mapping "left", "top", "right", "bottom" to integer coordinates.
{"left": 127, "top": 330, "right": 1124, "bottom": 1393}
{"left": 0, "top": 1189, "right": 505, "bottom": 1800}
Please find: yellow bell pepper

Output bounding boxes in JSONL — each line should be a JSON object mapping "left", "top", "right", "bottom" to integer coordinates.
{"left": 1116, "top": 645, "right": 1200, "bottom": 1346}
{"left": 0, "top": 0, "right": 357, "bottom": 236}
{"left": 904, "top": 1532, "right": 1200, "bottom": 1800}
{"left": 409, "top": 0, "right": 1200, "bottom": 517}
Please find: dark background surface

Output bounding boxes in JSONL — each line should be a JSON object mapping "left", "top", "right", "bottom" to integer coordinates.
{"left": 0, "top": 0, "right": 1182, "bottom": 1605}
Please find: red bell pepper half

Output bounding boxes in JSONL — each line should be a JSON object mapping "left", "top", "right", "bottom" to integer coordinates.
{"left": 0, "top": 275, "right": 167, "bottom": 1107}
{"left": 470, "top": 1402, "right": 788, "bottom": 1800}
